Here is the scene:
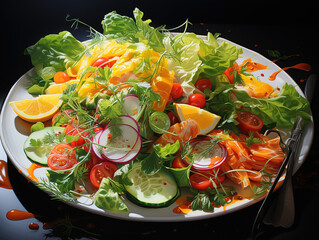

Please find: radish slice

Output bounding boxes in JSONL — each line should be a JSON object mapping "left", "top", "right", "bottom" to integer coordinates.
{"left": 106, "top": 115, "right": 140, "bottom": 133}
{"left": 91, "top": 130, "right": 104, "bottom": 160}
{"left": 183, "top": 137, "right": 227, "bottom": 171}
{"left": 122, "top": 94, "right": 141, "bottom": 119}
{"left": 99, "top": 124, "right": 142, "bottom": 163}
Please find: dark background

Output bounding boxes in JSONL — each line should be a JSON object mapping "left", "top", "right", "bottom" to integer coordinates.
{"left": 1, "top": 1, "right": 319, "bottom": 240}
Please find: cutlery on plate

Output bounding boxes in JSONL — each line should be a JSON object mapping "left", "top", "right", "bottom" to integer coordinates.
{"left": 250, "top": 74, "right": 316, "bottom": 239}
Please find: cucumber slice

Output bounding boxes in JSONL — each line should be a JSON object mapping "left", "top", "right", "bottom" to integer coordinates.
{"left": 124, "top": 162, "right": 180, "bottom": 208}
{"left": 23, "top": 127, "right": 65, "bottom": 165}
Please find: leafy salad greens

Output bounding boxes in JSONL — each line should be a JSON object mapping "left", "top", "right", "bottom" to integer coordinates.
{"left": 19, "top": 8, "right": 310, "bottom": 215}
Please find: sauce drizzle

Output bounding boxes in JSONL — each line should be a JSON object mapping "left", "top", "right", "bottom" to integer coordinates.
{"left": 26, "top": 163, "right": 42, "bottom": 182}
{"left": 0, "top": 160, "right": 12, "bottom": 189}
{"left": 240, "top": 57, "right": 268, "bottom": 72}
{"left": 269, "top": 63, "right": 311, "bottom": 81}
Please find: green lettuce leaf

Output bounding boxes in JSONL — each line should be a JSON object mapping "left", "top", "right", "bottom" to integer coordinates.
{"left": 206, "top": 82, "right": 311, "bottom": 131}
{"left": 102, "top": 8, "right": 165, "bottom": 52}
{"left": 25, "top": 31, "right": 85, "bottom": 74}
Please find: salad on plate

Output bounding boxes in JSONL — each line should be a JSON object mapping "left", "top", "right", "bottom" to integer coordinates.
{"left": 8, "top": 8, "right": 311, "bottom": 215}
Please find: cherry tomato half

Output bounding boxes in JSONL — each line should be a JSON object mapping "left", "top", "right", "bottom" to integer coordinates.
{"left": 170, "top": 83, "right": 183, "bottom": 99}
{"left": 92, "top": 57, "right": 116, "bottom": 69}
{"left": 236, "top": 111, "right": 263, "bottom": 135}
{"left": 47, "top": 143, "right": 77, "bottom": 170}
{"left": 189, "top": 171, "right": 225, "bottom": 191}
{"left": 223, "top": 63, "right": 239, "bottom": 84}
{"left": 65, "top": 125, "right": 90, "bottom": 147}
{"left": 171, "top": 157, "right": 187, "bottom": 168}
{"left": 89, "top": 162, "right": 118, "bottom": 188}
{"left": 54, "top": 71, "right": 70, "bottom": 84}
{"left": 188, "top": 94, "right": 206, "bottom": 108}
{"left": 195, "top": 78, "right": 212, "bottom": 92}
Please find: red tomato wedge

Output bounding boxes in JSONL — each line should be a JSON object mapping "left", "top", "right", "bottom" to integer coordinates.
{"left": 89, "top": 162, "right": 118, "bottom": 188}
{"left": 189, "top": 171, "right": 225, "bottom": 191}
{"left": 64, "top": 124, "right": 90, "bottom": 147}
{"left": 47, "top": 143, "right": 77, "bottom": 170}
{"left": 171, "top": 156, "right": 187, "bottom": 168}
{"left": 236, "top": 111, "right": 263, "bottom": 135}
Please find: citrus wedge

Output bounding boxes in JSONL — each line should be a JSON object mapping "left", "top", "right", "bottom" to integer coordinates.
{"left": 9, "top": 94, "right": 62, "bottom": 122}
{"left": 175, "top": 103, "right": 221, "bottom": 135}
{"left": 45, "top": 79, "right": 80, "bottom": 94}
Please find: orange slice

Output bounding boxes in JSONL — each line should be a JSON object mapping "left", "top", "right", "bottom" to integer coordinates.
{"left": 9, "top": 94, "right": 62, "bottom": 122}
{"left": 175, "top": 103, "right": 221, "bottom": 135}
{"left": 45, "top": 79, "right": 80, "bottom": 94}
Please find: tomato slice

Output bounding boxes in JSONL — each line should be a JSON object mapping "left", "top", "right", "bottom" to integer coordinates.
{"left": 236, "top": 111, "right": 263, "bottom": 135}
{"left": 47, "top": 143, "right": 77, "bottom": 170}
{"left": 189, "top": 171, "right": 225, "bottom": 191}
{"left": 92, "top": 57, "right": 116, "bottom": 69}
{"left": 195, "top": 78, "right": 212, "bottom": 92}
{"left": 89, "top": 162, "right": 118, "bottom": 188}
{"left": 65, "top": 125, "right": 90, "bottom": 147}
{"left": 171, "top": 157, "right": 187, "bottom": 168}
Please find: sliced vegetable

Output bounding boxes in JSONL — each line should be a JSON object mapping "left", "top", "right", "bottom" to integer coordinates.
{"left": 122, "top": 94, "right": 141, "bottom": 118}
{"left": 91, "top": 130, "right": 104, "bottom": 160}
{"left": 123, "top": 162, "right": 180, "bottom": 208}
{"left": 189, "top": 171, "right": 225, "bottom": 191}
{"left": 149, "top": 111, "right": 170, "bottom": 134}
{"left": 94, "top": 177, "right": 128, "bottom": 213}
{"left": 99, "top": 124, "right": 142, "bottom": 163}
{"left": 184, "top": 137, "right": 227, "bottom": 171}
{"left": 236, "top": 111, "right": 263, "bottom": 135}
{"left": 107, "top": 115, "right": 140, "bottom": 133}
{"left": 47, "top": 143, "right": 77, "bottom": 170}
{"left": 90, "top": 162, "right": 118, "bottom": 188}
{"left": 23, "top": 127, "right": 65, "bottom": 165}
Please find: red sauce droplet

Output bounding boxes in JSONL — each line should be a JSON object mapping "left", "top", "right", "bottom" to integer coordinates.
{"left": 29, "top": 223, "right": 39, "bottom": 230}
{"left": 269, "top": 63, "right": 311, "bottom": 81}
{"left": 6, "top": 209, "right": 35, "bottom": 221}
{"left": 0, "top": 160, "right": 12, "bottom": 189}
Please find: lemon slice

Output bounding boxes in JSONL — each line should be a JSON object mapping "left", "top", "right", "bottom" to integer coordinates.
{"left": 9, "top": 94, "right": 62, "bottom": 122}
{"left": 175, "top": 103, "right": 221, "bottom": 135}
{"left": 45, "top": 79, "right": 80, "bottom": 94}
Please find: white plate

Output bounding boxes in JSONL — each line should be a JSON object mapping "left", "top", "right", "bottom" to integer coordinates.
{"left": 0, "top": 37, "right": 314, "bottom": 222}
